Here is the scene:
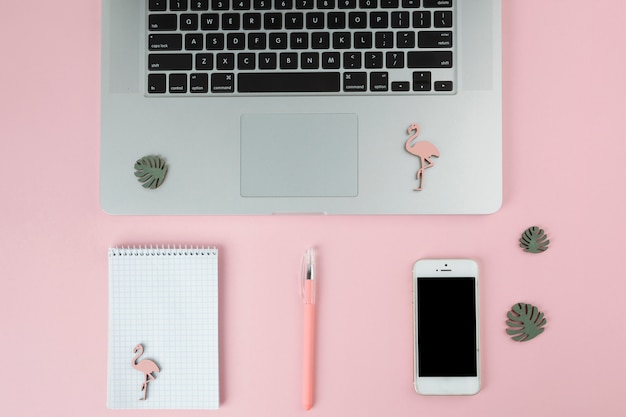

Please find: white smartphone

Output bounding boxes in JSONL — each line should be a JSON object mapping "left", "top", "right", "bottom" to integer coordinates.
{"left": 412, "top": 259, "right": 480, "bottom": 395}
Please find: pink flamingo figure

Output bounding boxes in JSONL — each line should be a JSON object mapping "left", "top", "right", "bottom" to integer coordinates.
{"left": 131, "top": 344, "right": 160, "bottom": 400}
{"left": 404, "top": 123, "right": 439, "bottom": 191}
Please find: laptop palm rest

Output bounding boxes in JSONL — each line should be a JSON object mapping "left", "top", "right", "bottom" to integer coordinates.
{"left": 240, "top": 113, "right": 358, "bottom": 198}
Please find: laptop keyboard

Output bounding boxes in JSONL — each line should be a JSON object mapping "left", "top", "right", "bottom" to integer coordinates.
{"left": 146, "top": 0, "right": 455, "bottom": 95}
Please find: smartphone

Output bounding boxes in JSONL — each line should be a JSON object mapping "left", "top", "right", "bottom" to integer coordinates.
{"left": 412, "top": 259, "right": 480, "bottom": 395}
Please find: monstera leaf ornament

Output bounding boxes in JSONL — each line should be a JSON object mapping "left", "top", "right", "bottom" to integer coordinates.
{"left": 519, "top": 226, "right": 550, "bottom": 253}
{"left": 134, "top": 155, "right": 168, "bottom": 189}
{"left": 506, "top": 302, "right": 547, "bottom": 342}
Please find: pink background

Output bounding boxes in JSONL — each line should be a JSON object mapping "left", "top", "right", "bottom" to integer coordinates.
{"left": 2, "top": 1, "right": 626, "bottom": 416}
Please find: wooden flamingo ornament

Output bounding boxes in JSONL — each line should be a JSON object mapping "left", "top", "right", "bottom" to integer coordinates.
{"left": 405, "top": 123, "right": 439, "bottom": 191}
{"left": 131, "top": 344, "right": 160, "bottom": 400}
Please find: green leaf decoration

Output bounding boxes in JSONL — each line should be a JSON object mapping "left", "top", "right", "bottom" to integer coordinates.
{"left": 519, "top": 226, "right": 550, "bottom": 253}
{"left": 134, "top": 155, "right": 168, "bottom": 189}
{"left": 506, "top": 302, "right": 547, "bottom": 342}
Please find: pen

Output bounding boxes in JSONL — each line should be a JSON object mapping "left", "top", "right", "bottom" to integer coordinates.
{"left": 301, "top": 248, "right": 316, "bottom": 411}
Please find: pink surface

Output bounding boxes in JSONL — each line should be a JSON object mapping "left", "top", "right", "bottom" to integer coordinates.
{"left": 1, "top": 1, "right": 626, "bottom": 416}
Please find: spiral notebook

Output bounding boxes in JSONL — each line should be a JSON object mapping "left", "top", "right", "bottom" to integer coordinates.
{"left": 107, "top": 246, "right": 219, "bottom": 409}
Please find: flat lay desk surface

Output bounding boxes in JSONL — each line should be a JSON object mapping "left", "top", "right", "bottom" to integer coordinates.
{"left": 2, "top": 1, "right": 626, "bottom": 416}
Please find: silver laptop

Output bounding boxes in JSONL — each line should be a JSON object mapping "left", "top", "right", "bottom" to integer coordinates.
{"left": 101, "top": 0, "right": 501, "bottom": 214}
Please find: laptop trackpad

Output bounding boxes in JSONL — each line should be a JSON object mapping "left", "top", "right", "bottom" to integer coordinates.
{"left": 240, "top": 113, "right": 358, "bottom": 197}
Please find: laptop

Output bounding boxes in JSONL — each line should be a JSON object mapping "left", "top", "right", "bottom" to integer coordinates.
{"left": 100, "top": 0, "right": 502, "bottom": 214}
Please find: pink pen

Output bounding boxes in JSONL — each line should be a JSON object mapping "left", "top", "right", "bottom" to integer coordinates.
{"left": 301, "top": 248, "right": 316, "bottom": 411}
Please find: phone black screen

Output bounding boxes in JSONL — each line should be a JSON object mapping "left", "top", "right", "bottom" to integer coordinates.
{"left": 417, "top": 277, "right": 477, "bottom": 377}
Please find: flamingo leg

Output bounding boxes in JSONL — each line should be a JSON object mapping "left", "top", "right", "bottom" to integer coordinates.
{"left": 415, "top": 168, "right": 424, "bottom": 191}
{"left": 140, "top": 374, "right": 156, "bottom": 400}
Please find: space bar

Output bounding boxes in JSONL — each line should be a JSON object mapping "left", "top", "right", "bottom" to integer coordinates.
{"left": 238, "top": 72, "right": 341, "bottom": 93}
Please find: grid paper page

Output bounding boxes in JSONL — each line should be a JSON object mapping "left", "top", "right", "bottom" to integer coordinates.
{"left": 107, "top": 247, "right": 219, "bottom": 409}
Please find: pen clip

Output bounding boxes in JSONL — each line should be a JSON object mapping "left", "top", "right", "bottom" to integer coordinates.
{"left": 300, "top": 248, "right": 315, "bottom": 302}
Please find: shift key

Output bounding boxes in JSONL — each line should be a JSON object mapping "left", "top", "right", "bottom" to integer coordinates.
{"left": 148, "top": 54, "right": 193, "bottom": 71}
{"left": 407, "top": 51, "right": 452, "bottom": 68}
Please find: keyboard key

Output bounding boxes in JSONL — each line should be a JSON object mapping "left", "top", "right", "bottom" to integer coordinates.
{"left": 216, "top": 53, "right": 235, "bottom": 69}
{"left": 413, "top": 71, "right": 431, "bottom": 90}
{"left": 211, "top": 73, "right": 235, "bottom": 92}
{"left": 280, "top": 52, "right": 298, "bottom": 69}
{"left": 238, "top": 72, "right": 341, "bottom": 92}
{"left": 370, "top": 71, "right": 388, "bottom": 91}
{"left": 434, "top": 80, "right": 453, "bottom": 91}
{"left": 169, "top": 73, "right": 188, "bottom": 93}
{"left": 348, "top": 12, "right": 367, "bottom": 28}
{"left": 238, "top": 53, "right": 256, "bottom": 69}
{"left": 191, "top": 0, "right": 210, "bottom": 10}
{"left": 343, "top": 72, "right": 367, "bottom": 92}
{"left": 243, "top": 13, "right": 262, "bottom": 29}
{"left": 227, "top": 33, "right": 246, "bottom": 49}
{"left": 312, "top": 32, "right": 330, "bottom": 48}
{"left": 396, "top": 31, "right": 415, "bottom": 48}
{"left": 343, "top": 51, "right": 361, "bottom": 69}
{"left": 306, "top": 13, "right": 325, "bottom": 29}
{"left": 206, "top": 33, "right": 224, "bottom": 50}
{"left": 296, "top": 0, "right": 315, "bottom": 8}
{"left": 248, "top": 32, "right": 267, "bottom": 49}
{"left": 434, "top": 11, "right": 453, "bottom": 28}
{"left": 185, "top": 33, "right": 204, "bottom": 50}
{"left": 370, "top": 12, "right": 388, "bottom": 28}
{"left": 264, "top": 13, "right": 283, "bottom": 29}
{"left": 222, "top": 13, "right": 240, "bottom": 30}
{"left": 359, "top": 0, "right": 377, "bottom": 7}
{"left": 259, "top": 52, "right": 278, "bottom": 69}
{"left": 375, "top": 31, "right": 394, "bottom": 48}
{"left": 196, "top": 53, "right": 214, "bottom": 69}
{"left": 180, "top": 14, "right": 198, "bottom": 30}
{"left": 275, "top": 0, "right": 293, "bottom": 9}
{"left": 328, "top": 12, "right": 346, "bottom": 29}
{"left": 413, "top": 11, "right": 431, "bottom": 28}
{"left": 253, "top": 0, "right": 271, "bottom": 9}
{"left": 333, "top": 32, "right": 351, "bottom": 48}
{"left": 149, "top": 14, "right": 177, "bottom": 31}
{"left": 200, "top": 13, "right": 219, "bottom": 30}
{"left": 407, "top": 51, "right": 452, "bottom": 68}
{"left": 148, "top": 74, "right": 166, "bottom": 93}
{"left": 391, "top": 81, "right": 410, "bottom": 91}
{"left": 365, "top": 51, "right": 383, "bottom": 68}
{"left": 290, "top": 32, "right": 309, "bottom": 49}
{"left": 317, "top": 0, "right": 335, "bottom": 9}
{"left": 171, "top": 0, "right": 188, "bottom": 11}
{"left": 339, "top": 0, "right": 357, "bottom": 8}
{"left": 423, "top": 0, "right": 452, "bottom": 7}
{"left": 386, "top": 51, "right": 404, "bottom": 67}
{"left": 391, "top": 11, "right": 409, "bottom": 28}
{"left": 149, "top": 34, "right": 183, "bottom": 50}
{"left": 413, "top": 71, "right": 431, "bottom": 83}
{"left": 354, "top": 32, "right": 372, "bottom": 48}
{"left": 148, "top": 54, "right": 193, "bottom": 70}
{"left": 212, "top": 0, "right": 230, "bottom": 10}
{"left": 418, "top": 31, "right": 452, "bottom": 48}
{"left": 402, "top": 0, "right": 419, "bottom": 7}
{"left": 380, "top": 0, "right": 399, "bottom": 8}
{"left": 190, "top": 73, "right": 209, "bottom": 92}
{"left": 322, "top": 52, "right": 340, "bottom": 68}
{"left": 301, "top": 52, "right": 320, "bottom": 68}
{"left": 269, "top": 32, "right": 288, "bottom": 49}
{"left": 149, "top": 0, "right": 167, "bottom": 11}
{"left": 233, "top": 0, "right": 251, "bottom": 9}
{"left": 285, "top": 13, "right": 304, "bottom": 29}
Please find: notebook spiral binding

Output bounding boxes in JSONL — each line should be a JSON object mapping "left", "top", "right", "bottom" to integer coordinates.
{"left": 109, "top": 245, "right": 218, "bottom": 256}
